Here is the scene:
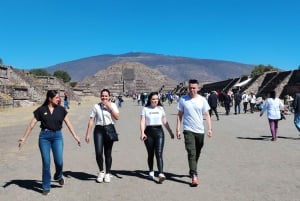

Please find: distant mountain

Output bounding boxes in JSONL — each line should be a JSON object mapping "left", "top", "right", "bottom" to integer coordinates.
{"left": 45, "top": 52, "right": 255, "bottom": 82}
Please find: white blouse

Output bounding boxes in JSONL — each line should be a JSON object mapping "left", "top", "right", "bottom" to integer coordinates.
{"left": 90, "top": 102, "right": 119, "bottom": 125}
{"left": 260, "top": 98, "right": 284, "bottom": 120}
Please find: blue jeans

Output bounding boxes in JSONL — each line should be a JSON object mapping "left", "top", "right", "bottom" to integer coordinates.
{"left": 294, "top": 113, "right": 300, "bottom": 132}
{"left": 234, "top": 102, "right": 241, "bottom": 114}
{"left": 64, "top": 100, "right": 69, "bottom": 109}
{"left": 39, "top": 130, "right": 64, "bottom": 191}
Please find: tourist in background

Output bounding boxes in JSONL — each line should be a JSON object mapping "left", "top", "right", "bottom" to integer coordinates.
{"left": 260, "top": 91, "right": 284, "bottom": 141}
{"left": 176, "top": 79, "right": 212, "bottom": 187}
{"left": 18, "top": 90, "right": 81, "bottom": 195}
{"left": 249, "top": 92, "right": 256, "bottom": 113}
{"left": 140, "top": 92, "right": 174, "bottom": 183}
{"left": 207, "top": 91, "right": 219, "bottom": 120}
{"left": 242, "top": 91, "right": 249, "bottom": 113}
{"left": 222, "top": 91, "right": 232, "bottom": 115}
{"left": 85, "top": 89, "right": 120, "bottom": 183}
{"left": 117, "top": 95, "right": 123, "bottom": 107}
{"left": 64, "top": 90, "right": 69, "bottom": 109}
{"left": 233, "top": 90, "right": 242, "bottom": 114}
{"left": 293, "top": 92, "right": 300, "bottom": 132}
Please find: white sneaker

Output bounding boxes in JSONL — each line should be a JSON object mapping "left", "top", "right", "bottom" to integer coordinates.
{"left": 158, "top": 173, "right": 166, "bottom": 183}
{"left": 96, "top": 171, "right": 105, "bottom": 183}
{"left": 104, "top": 173, "right": 111, "bottom": 183}
{"left": 148, "top": 171, "right": 154, "bottom": 180}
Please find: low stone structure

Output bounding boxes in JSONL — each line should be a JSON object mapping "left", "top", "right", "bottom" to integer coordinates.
{"left": 0, "top": 65, "right": 78, "bottom": 108}
{"left": 1, "top": 63, "right": 299, "bottom": 109}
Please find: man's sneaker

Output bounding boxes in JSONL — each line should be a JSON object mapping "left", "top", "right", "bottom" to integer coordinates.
{"left": 191, "top": 175, "right": 199, "bottom": 187}
{"left": 96, "top": 171, "right": 105, "bottom": 183}
{"left": 148, "top": 171, "right": 154, "bottom": 180}
{"left": 104, "top": 173, "right": 111, "bottom": 183}
{"left": 42, "top": 189, "right": 50, "bottom": 195}
{"left": 158, "top": 173, "right": 166, "bottom": 183}
{"left": 58, "top": 177, "right": 65, "bottom": 186}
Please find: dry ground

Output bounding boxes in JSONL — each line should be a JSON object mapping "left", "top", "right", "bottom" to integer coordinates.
{"left": 1, "top": 97, "right": 300, "bottom": 201}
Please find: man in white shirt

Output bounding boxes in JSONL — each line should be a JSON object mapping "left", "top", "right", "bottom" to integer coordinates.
{"left": 176, "top": 79, "right": 212, "bottom": 187}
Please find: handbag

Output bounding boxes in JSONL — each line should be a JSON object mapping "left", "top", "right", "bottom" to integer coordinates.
{"left": 100, "top": 103, "right": 119, "bottom": 141}
{"left": 104, "top": 124, "right": 119, "bottom": 141}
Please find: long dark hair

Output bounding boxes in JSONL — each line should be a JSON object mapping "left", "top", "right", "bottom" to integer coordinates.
{"left": 42, "top": 90, "right": 58, "bottom": 106}
{"left": 145, "top": 92, "right": 163, "bottom": 107}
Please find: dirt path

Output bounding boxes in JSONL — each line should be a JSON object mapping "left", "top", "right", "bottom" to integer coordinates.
{"left": 1, "top": 97, "right": 300, "bottom": 201}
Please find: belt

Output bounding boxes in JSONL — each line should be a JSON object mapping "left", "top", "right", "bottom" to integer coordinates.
{"left": 146, "top": 125, "right": 162, "bottom": 128}
{"left": 41, "top": 129, "right": 60, "bottom": 132}
{"left": 95, "top": 124, "right": 113, "bottom": 128}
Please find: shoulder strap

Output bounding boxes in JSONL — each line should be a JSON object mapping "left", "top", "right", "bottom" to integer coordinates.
{"left": 99, "top": 103, "right": 106, "bottom": 126}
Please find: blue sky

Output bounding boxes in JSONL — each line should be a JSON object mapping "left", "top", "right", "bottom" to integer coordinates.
{"left": 1, "top": 0, "right": 299, "bottom": 70}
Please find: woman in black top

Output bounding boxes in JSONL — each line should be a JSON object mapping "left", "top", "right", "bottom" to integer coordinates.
{"left": 18, "top": 90, "right": 81, "bottom": 195}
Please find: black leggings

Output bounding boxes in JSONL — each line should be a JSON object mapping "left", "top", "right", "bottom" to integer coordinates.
{"left": 93, "top": 125, "right": 114, "bottom": 173}
{"left": 144, "top": 126, "right": 165, "bottom": 173}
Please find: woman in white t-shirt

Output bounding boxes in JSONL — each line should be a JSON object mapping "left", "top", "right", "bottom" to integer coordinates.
{"left": 140, "top": 92, "right": 174, "bottom": 183}
{"left": 260, "top": 91, "right": 284, "bottom": 141}
{"left": 85, "top": 89, "right": 120, "bottom": 183}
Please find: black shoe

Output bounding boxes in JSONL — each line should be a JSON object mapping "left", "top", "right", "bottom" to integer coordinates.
{"left": 58, "top": 177, "right": 65, "bottom": 186}
{"left": 42, "top": 190, "right": 50, "bottom": 195}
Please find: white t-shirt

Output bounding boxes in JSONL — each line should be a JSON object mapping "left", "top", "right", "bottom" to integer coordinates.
{"left": 250, "top": 95, "right": 256, "bottom": 104}
{"left": 177, "top": 94, "right": 210, "bottom": 133}
{"left": 90, "top": 102, "right": 119, "bottom": 125}
{"left": 242, "top": 94, "right": 248, "bottom": 103}
{"left": 141, "top": 106, "right": 166, "bottom": 126}
{"left": 260, "top": 98, "right": 284, "bottom": 120}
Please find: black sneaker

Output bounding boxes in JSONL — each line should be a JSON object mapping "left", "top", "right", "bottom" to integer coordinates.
{"left": 58, "top": 177, "right": 65, "bottom": 186}
{"left": 42, "top": 190, "right": 50, "bottom": 195}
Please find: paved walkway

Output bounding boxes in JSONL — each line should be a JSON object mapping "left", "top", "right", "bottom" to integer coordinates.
{"left": 1, "top": 97, "right": 300, "bottom": 201}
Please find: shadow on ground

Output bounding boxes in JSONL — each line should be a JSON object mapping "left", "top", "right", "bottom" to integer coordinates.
{"left": 2, "top": 179, "right": 61, "bottom": 194}
{"left": 111, "top": 169, "right": 191, "bottom": 185}
{"left": 237, "top": 135, "right": 300, "bottom": 141}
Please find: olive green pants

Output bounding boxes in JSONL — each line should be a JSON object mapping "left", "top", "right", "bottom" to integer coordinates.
{"left": 183, "top": 130, "right": 204, "bottom": 176}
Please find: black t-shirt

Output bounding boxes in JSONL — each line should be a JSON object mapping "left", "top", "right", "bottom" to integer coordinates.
{"left": 33, "top": 105, "right": 67, "bottom": 131}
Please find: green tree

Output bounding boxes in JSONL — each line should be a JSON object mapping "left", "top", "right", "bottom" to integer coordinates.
{"left": 53, "top": 70, "right": 71, "bottom": 83}
{"left": 30, "top": 69, "right": 50, "bottom": 76}
{"left": 251, "top": 64, "right": 278, "bottom": 77}
{"left": 0, "top": 58, "right": 3, "bottom": 64}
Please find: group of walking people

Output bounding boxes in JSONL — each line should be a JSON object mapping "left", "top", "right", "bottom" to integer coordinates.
{"left": 18, "top": 79, "right": 213, "bottom": 195}
{"left": 17, "top": 80, "right": 300, "bottom": 195}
